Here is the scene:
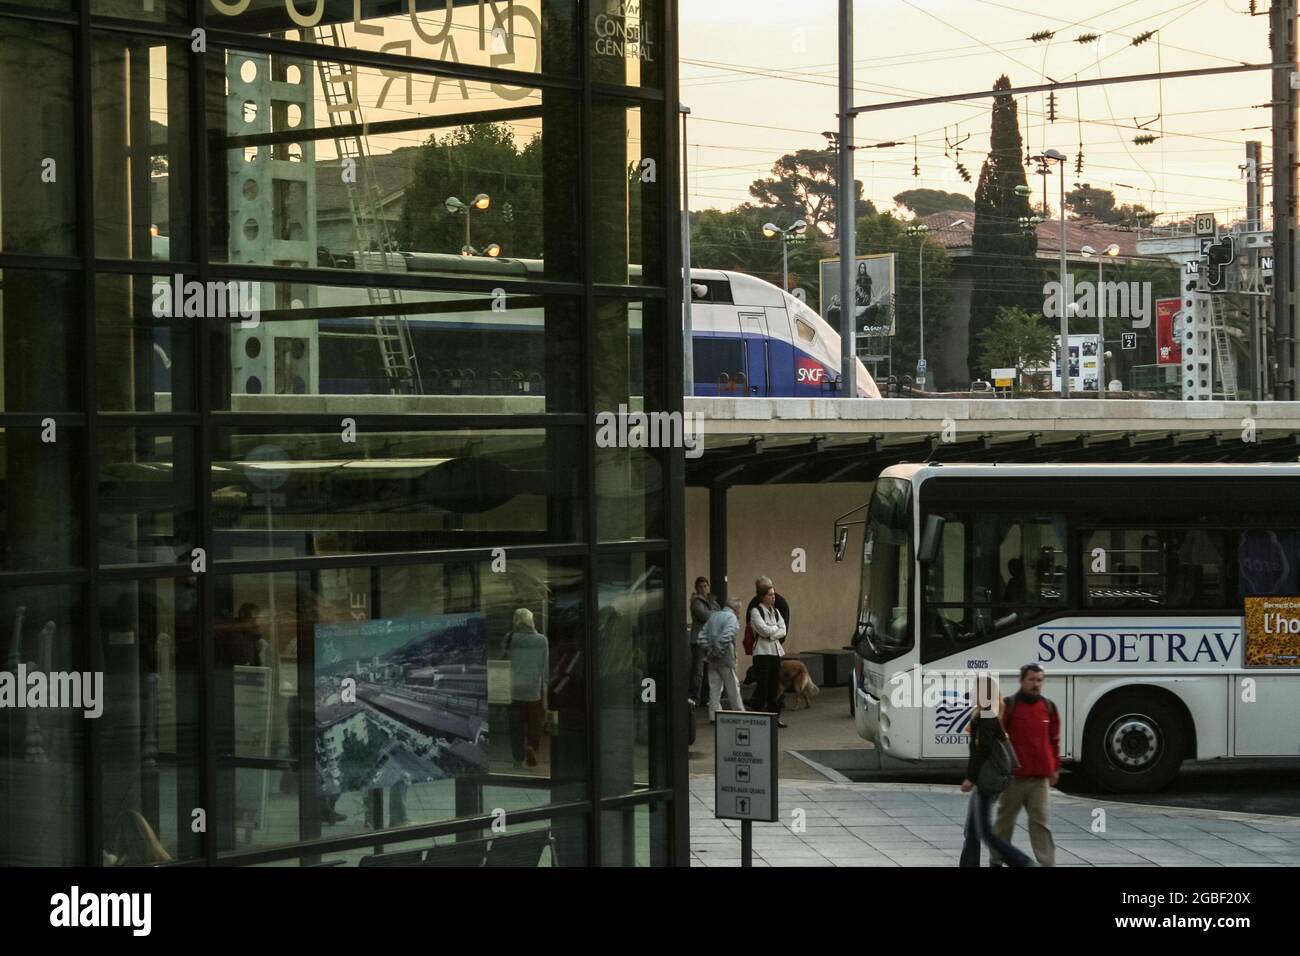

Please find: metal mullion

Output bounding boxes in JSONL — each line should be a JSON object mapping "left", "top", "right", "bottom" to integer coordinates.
{"left": 596, "top": 787, "right": 674, "bottom": 813}
{"left": 0, "top": 3, "right": 76, "bottom": 26}
{"left": 92, "top": 256, "right": 202, "bottom": 276}
{"left": 211, "top": 541, "right": 590, "bottom": 577}
{"left": 204, "top": 27, "right": 583, "bottom": 93}
{"left": 577, "top": 0, "right": 601, "bottom": 870}
{"left": 190, "top": 0, "right": 216, "bottom": 867}
{"left": 85, "top": 12, "right": 195, "bottom": 41}
{"left": 96, "top": 411, "right": 202, "bottom": 427}
{"left": 0, "top": 413, "right": 87, "bottom": 427}
{"left": 590, "top": 80, "right": 665, "bottom": 102}
{"left": 0, "top": 251, "right": 85, "bottom": 272}
{"left": 208, "top": 411, "right": 587, "bottom": 429}
{"left": 0, "top": 568, "right": 90, "bottom": 587}
{"left": 199, "top": 260, "right": 587, "bottom": 298}
{"left": 591, "top": 282, "right": 666, "bottom": 299}
{"left": 96, "top": 561, "right": 196, "bottom": 580}
{"left": 73, "top": 0, "right": 102, "bottom": 868}
{"left": 206, "top": 798, "right": 592, "bottom": 867}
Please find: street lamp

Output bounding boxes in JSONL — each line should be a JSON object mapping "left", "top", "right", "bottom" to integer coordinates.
{"left": 905, "top": 219, "right": 964, "bottom": 392}
{"left": 1081, "top": 242, "right": 1120, "bottom": 399}
{"left": 1032, "top": 149, "right": 1069, "bottom": 397}
{"left": 761, "top": 219, "right": 807, "bottom": 291}
{"left": 446, "top": 193, "right": 491, "bottom": 255}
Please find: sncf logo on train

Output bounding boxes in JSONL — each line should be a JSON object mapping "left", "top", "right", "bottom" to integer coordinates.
{"left": 795, "top": 358, "right": 827, "bottom": 384}
{"left": 1036, "top": 629, "right": 1240, "bottom": 665}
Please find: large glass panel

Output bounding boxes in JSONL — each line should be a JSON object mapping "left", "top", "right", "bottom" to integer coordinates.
{"left": 99, "top": 426, "right": 197, "bottom": 567}
{"left": 0, "top": 426, "right": 83, "bottom": 572}
{"left": 592, "top": 98, "right": 664, "bottom": 286}
{"left": 212, "top": 282, "right": 580, "bottom": 411}
{"left": 589, "top": 0, "right": 664, "bottom": 89}
{"left": 1, "top": 268, "right": 81, "bottom": 413}
{"left": 206, "top": 47, "right": 579, "bottom": 280}
{"left": 596, "top": 445, "right": 665, "bottom": 542}
{"left": 0, "top": 19, "right": 77, "bottom": 256}
{"left": 99, "top": 577, "right": 202, "bottom": 865}
{"left": 205, "top": 1, "right": 577, "bottom": 79}
{"left": 0, "top": 583, "right": 84, "bottom": 865}
{"left": 216, "top": 556, "right": 587, "bottom": 856}
{"left": 96, "top": 272, "right": 194, "bottom": 412}
{"left": 92, "top": 34, "right": 192, "bottom": 261}
{"left": 597, "top": 550, "right": 667, "bottom": 797}
{"left": 211, "top": 425, "right": 583, "bottom": 559}
{"left": 600, "top": 800, "right": 668, "bottom": 866}
{"left": 256, "top": 814, "right": 586, "bottom": 867}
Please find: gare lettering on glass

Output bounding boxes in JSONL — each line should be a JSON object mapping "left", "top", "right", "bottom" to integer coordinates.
{"left": 208, "top": 0, "right": 540, "bottom": 103}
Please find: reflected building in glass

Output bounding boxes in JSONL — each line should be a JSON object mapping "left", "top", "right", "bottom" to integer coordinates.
{"left": 0, "top": 0, "right": 684, "bottom": 867}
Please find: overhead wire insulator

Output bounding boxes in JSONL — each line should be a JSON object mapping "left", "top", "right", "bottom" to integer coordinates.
{"left": 1028, "top": 30, "right": 1055, "bottom": 42}
{"left": 955, "top": 162, "right": 971, "bottom": 182}
{"left": 1074, "top": 152, "right": 1084, "bottom": 174}
{"left": 1047, "top": 91, "right": 1057, "bottom": 122}
{"left": 1133, "top": 133, "right": 1157, "bottom": 146}
{"left": 1131, "top": 30, "right": 1155, "bottom": 46}
{"left": 1075, "top": 32, "right": 1100, "bottom": 44}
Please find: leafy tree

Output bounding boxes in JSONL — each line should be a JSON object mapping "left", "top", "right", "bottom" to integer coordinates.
{"left": 1065, "top": 185, "right": 1154, "bottom": 225}
{"left": 748, "top": 148, "right": 875, "bottom": 236}
{"left": 968, "top": 75, "right": 1041, "bottom": 379}
{"left": 892, "top": 188, "right": 974, "bottom": 217}
{"left": 690, "top": 203, "right": 830, "bottom": 293}
{"left": 977, "top": 306, "right": 1055, "bottom": 377}
{"left": 397, "top": 123, "right": 544, "bottom": 258}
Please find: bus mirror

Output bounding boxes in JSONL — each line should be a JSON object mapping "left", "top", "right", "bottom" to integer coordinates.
{"left": 917, "top": 515, "right": 945, "bottom": 565}
{"left": 834, "top": 526, "right": 849, "bottom": 562}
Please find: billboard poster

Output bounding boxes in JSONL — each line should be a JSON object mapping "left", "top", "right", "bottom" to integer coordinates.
{"left": 1244, "top": 596, "right": 1300, "bottom": 667}
{"left": 1051, "top": 334, "right": 1102, "bottom": 393}
{"left": 819, "top": 253, "right": 895, "bottom": 337}
{"left": 314, "top": 613, "right": 488, "bottom": 823}
{"left": 1156, "top": 297, "right": 1182, "bottom": 366}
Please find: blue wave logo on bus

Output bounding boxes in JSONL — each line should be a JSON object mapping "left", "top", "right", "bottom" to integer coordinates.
{"left": 935, "top": 689, "right": 974, "bottom": 734}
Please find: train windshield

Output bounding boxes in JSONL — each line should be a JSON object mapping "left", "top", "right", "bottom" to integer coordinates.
{"left": 857, "top": 477, "right": 913, "bottom": 661}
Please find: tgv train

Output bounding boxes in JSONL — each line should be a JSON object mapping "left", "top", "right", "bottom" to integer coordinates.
{"left": 306, "top": 255, "right": 880, "bottom": 399}
{"left": 153, "top": 240, "right": 880, "bottom": 399}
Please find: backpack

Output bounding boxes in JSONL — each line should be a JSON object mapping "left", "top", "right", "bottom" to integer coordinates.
{"left": 1003, "top": 694, "right": 1057, "bottom": 725}
{"left": 973, "top": 718, "right": 1020, "bottom": 794}
{"left": 742, "top": 622, "right": 756, "bottom": 656}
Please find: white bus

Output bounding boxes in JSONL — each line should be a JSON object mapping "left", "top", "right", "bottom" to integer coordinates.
{"left": 837, "top": 463, "right": 1300, "bottom": 792}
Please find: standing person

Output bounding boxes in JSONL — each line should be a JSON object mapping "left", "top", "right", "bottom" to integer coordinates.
{"left": 749, "top": 583, "right": 788, "bottom": 728}
{"left": 506, "top": 608, "right": 550, "bottom": 769}
{"left": 689, "top": 577, "right": 720, "bottom": 706}
{"left": 745, "top": 576, "right": 791, "bottom": 640}
{"left": 959, "top": 675, "right": 1034, "bottom": 868}
{"left": 702, "top": 599, "right": 745, "bottom": 722}
{"left": 991, "top": 663, "right": 1060, "bottom": 867}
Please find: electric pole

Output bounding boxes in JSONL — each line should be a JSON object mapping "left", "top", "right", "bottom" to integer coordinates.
{"left": 1246, "top": 140, "right": 1265, "bottom": 399}
{"left": 1271, "top": 0, "right": 1297, "bottom": 400}
{"left": 837, "top": 0, "right": 857, "bottom": 397}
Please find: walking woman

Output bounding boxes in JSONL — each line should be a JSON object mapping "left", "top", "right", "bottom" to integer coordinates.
{"left": 959, "top": 675, "right": 1034, "bottom": 867}
{"left": 749, "top": 583, "right": 788, "bottom": 728}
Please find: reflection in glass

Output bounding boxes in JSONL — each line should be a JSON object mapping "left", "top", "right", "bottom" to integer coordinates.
{"left": 92, "top": 35, "right": 192, "bottom": 261}
{"left": 0, "top": 427, "right": 83, "bottom": 572}
{"left": 592, "top": 99, "right": 664, "bottom": 286}
{"left": 216, "top": 557, "right": 586, "bottom": 857}
{"left": 212, "top": 426, "right": 583, "bottom": 559}
{"left": 207, "top": 48, "right": 579, "bottom": 280}
{"left": 2, "top": 269, "right": 80, "bottom": 413}
{"left": 0, "top": 584, "right": 84, "bottom": 865}
{"left": 215, "top": 284, "right": 579, "bottom": 410}
{"left": 597, "top": 551, "right": 667, "bottom": 797}
{"left": 601, "top": 801, "right": 668, "bottom": 866}
{"left": 99, "top": 577, "right": 201, "bottom": 864}
{"left": 0, "top": 19, "right": 76, "bottom": 255}
{"left": 98, "top": 427, "right": 197, "bottom": 567}
{"left": 96, "top": 273, "right": 194, "bottom": 413}
{"left": 589, "top": 0, "right": 664, "bottom": 89}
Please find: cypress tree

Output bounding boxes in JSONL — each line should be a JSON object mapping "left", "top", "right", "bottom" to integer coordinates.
{"left": 968, "top": 75, "right": 1040, "bottom": 379}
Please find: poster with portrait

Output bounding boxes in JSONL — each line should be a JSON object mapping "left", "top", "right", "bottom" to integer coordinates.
{"left": 1051, "top": 334, "right": 1101, "bottom": 392}
{"left": 819, "top": 254, "right": 895, "bottom": 337}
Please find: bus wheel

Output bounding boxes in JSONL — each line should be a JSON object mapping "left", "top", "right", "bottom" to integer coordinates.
{"left": 1083, "top": 694, "right": 1185, "bottom": 793}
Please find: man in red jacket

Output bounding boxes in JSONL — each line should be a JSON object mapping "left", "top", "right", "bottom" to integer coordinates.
{"left": 991, "top": 663, "right": 1059, "bottom": 866}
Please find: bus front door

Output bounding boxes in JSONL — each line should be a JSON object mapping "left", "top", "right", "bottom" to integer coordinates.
{"left": 739, "top": 312, "right": 769, "bottom": 396}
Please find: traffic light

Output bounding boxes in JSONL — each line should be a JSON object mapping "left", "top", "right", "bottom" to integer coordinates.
{"left": 1204, "top": 236, "right": 1235, "bottom": 292}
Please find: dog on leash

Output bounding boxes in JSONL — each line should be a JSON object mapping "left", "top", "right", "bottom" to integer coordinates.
{"left": 779, "top": 659, "right": 821, "bottom": 710}
{"left": 740, "top": 661, "right": 821, "bottom": 710}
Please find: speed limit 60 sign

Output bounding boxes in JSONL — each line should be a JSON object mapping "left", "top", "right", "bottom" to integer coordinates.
{"left": 1195, "top": 213, "right": 1216, "bottom": 237}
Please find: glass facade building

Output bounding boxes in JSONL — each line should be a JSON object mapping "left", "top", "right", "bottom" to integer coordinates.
{"left": 0, "top": 0, "right": 685, "bottom": 866}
